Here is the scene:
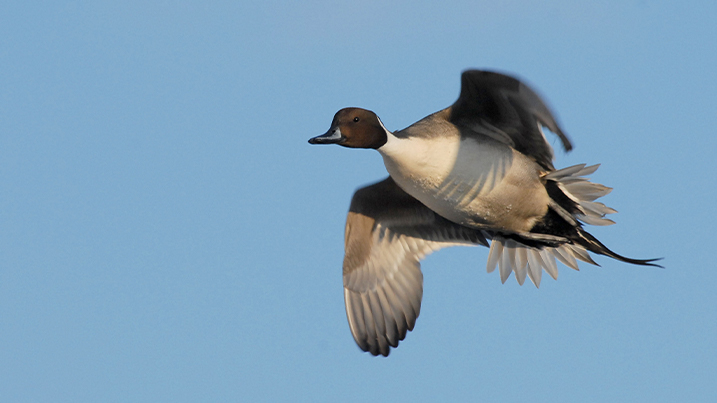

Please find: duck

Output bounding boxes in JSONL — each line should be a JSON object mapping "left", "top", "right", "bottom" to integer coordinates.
{"left": 309, "top": 70, "right": 660, "bottom": 357}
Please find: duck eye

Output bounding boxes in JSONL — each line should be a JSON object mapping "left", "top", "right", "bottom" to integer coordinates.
{"left": 353, "top": 117, "right": 360, "bottom": 122}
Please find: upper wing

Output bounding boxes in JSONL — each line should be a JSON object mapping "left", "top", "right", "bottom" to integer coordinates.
{"left": 342, "top": 177, "right": 488, "bottom": 356}
{"left": 448, "top": 70, "right": 572, "bottom": 170}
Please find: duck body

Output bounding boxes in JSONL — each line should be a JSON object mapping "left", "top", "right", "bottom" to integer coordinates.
{"left": 309, "top": 70, "right": 660, "bottom": 357}
{"left": 380, "top": 108, "right": 550, "bottom": 233}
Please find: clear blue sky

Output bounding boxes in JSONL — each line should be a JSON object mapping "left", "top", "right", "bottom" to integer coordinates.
{"left": 2, "top": 1, "right": 715, "bottom": 402}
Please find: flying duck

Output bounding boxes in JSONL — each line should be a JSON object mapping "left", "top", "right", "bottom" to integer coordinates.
{"left": 309, "top": 70, "right": 660, "bottom": 357}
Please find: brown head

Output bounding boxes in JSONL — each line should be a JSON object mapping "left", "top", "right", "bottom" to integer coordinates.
{"left": 309, "top": 108, "right": 388, "bottom": 149}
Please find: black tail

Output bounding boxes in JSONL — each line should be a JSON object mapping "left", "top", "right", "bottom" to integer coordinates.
{"left": 573, "top": 227, "right": 663, "bottom": 267}
{"left": 528, "top": 164, "right": 663, "bottom": 268}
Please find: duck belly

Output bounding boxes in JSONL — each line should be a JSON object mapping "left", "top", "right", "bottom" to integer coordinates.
{"left": 381, "top": 136, "right": 550, "bottom": 233}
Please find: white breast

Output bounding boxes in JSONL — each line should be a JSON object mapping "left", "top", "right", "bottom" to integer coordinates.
{"left": 379, "top": 134, "right": 549, "bottom": 233}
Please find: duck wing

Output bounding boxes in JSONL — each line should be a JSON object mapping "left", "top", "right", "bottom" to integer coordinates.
{"left": 342, "top": 177, "right": 488, "bottom": 356}
{"left": 449, "top": 69, "right": 572, "bottom": 170}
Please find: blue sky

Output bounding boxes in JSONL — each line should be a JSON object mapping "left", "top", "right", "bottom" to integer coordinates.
{"left": 1, "top": 1, "right": 716, "bottom": 402}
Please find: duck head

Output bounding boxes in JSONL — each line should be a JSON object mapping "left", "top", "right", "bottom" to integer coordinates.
{"left": 309, "top": 108, "right": 388, "bottom": 149}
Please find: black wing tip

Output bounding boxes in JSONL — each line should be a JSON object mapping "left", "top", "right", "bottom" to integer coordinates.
{"left": 360, "top": 343, "right": 392, "bottom": 357}
{"left": 554, "top": 128, "right": 574, "bottom": 152}
{"left": 461, "top": 68, "right": 516, "bottom": 79}
{"left": 369, "top": 349, "right": 391, "bottom": 357}
{"left": 459, "top": 69, "right": 520, "bottom": 91}
{"left": 357, "top": 323, "right": 412, "bottom": 357}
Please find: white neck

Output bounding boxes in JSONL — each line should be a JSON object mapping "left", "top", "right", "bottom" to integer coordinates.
{"left": 375, "top": 116, "right": 403, "bottom": 157}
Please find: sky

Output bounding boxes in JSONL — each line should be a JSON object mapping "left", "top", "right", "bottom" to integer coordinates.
{"left": 1, "top": 1, "right": 716, "bottom": 402}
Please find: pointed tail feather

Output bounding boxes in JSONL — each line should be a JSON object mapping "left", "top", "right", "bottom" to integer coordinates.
{"left": 574, "top": 227, "right": 663, "bottom": 268}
